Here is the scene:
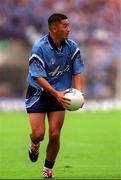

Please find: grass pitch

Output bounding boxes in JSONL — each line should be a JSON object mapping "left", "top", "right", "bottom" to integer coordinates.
{"left": 0, "top": 110, "right": 121, "bottom": 179}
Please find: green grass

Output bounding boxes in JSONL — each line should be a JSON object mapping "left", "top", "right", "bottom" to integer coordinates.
{"left": 0, "top": 110, "right": 121, "bottom": 179}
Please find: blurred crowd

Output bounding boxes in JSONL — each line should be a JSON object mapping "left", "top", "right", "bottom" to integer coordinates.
{"left": 0, "top": 0, "right": 120, "bottom": 42}
{"left": 0, "top": 0, "right": 121, "bottom": 99}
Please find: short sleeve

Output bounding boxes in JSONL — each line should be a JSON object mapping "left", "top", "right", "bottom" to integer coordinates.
{"left": 70, "top": 41, "right": 85, "bottom": 74}
{"left": 29, "top": 42, "right": 47, "bottom": 78}
{"left": 72, "top": 51, "right": 85, "bottom": 74}
{"left": 29, "top": 58, "right": 47, "bottom": 78}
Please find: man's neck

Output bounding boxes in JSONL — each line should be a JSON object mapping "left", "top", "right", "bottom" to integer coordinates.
{"left": 49, "top": 33, "right": 62, "bottom": 48}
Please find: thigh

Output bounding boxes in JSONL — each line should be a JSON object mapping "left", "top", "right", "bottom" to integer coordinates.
{"left": 29, "top": 113, "right": 46, "bottom": 133}
{"left": 47, "top": 111, "right": 65, "bottom": 134}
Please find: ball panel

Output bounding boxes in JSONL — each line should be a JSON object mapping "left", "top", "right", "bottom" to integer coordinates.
{"left": 64, "top": 88, "right": 84, "bottom": 111}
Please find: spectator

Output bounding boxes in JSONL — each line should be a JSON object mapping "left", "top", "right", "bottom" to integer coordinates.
{"left": 0, "top": 0, "right": 120, "bottom": 99}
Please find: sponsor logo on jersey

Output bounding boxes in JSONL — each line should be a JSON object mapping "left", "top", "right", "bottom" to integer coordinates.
{"left": 48, "top": 65, "right": 70, "bottom": 77}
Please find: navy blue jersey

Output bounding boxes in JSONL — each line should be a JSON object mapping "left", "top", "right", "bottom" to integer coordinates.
{"left": 28, "top": 33, "right": 84, "bottom": 92}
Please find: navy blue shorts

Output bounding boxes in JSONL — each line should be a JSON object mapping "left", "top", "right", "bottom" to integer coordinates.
{"left": 25, "top": 86, "right": 65, "bottom": 113}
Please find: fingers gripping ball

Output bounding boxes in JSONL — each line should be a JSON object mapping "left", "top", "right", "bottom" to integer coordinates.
{"left": 64, "top": 88, "right": 85, "bottom": 111}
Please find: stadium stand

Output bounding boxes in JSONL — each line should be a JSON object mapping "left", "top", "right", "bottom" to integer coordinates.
{"left": 0, "top": 0, "right": 121, "bottom": 101}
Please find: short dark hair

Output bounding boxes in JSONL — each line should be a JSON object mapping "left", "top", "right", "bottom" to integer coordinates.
{"left": 48, "top": 13, "right": 68, "bottom": 29}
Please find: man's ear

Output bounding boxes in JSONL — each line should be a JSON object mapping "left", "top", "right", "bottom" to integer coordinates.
{"left": 51, "top": 25, "right": 57, "bottom": 33}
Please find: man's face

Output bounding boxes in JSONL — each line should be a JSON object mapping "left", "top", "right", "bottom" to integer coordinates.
{"left": 54, "top": 19, "right": 71, "bottom": 40}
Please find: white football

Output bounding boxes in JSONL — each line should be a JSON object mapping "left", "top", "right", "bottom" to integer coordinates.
{"left": 64, "top": 88, "right": 85, "bottom": 111}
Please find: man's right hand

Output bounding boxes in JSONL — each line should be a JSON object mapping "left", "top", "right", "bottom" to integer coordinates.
{"left": 55, "top": 90, "right": 71, "bottom": 108}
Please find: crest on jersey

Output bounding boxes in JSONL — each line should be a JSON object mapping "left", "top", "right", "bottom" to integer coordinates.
{"left": 49, "top": 58, "right": 56, "bottom": 65}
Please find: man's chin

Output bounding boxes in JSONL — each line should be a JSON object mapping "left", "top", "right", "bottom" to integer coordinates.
{"left": 64, "top": 36, "right": 69, "bottom": 40}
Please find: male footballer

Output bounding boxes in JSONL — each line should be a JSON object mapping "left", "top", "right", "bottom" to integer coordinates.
{"left": 25, "top": 13, "right": 84, "bottom": 178}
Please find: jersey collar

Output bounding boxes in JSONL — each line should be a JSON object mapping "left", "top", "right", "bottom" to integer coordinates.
{"left": 47, "top": 33, "right": 66, "bottom": 52}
